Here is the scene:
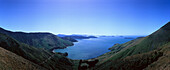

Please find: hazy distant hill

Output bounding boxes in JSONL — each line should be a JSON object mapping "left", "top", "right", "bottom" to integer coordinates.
{"left": 57, "top": 34, "right": 97, "bottom": 42}
{"left": 61, "top": 37, "right": 78, "bottom": 42}
{"left": 0, "top": 28, "right": 73, "bottom": 50}
{"left": 93, "top": 22, "right": 170, "bottom": 70}
{"left": 0, "top": 33, "right": 74, "bottom": 70}
{"left": 57, "top": 34, "right": 97, "bottom": 40}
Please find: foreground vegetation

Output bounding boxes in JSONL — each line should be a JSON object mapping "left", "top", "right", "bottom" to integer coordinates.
{"left": 0, "top": 47, "right": 46, "bottom": 70}
{"left": 0, "top": 33, "right": 74, "bottom": 70}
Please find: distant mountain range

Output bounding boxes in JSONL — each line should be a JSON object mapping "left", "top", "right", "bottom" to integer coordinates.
{"left": 57, "top": 34, "right": 97, "bottom": 39}
{"left": 57, "top": 34, "right": 97, "bottom": 42}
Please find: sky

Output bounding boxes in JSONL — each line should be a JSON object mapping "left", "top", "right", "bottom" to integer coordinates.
{"left": 0, "top": 0, "right": 170, "bottom": 35}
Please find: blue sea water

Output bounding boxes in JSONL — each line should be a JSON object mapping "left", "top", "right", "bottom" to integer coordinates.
{"left": 54, "top": 36, "right": 139, "bottom": 60}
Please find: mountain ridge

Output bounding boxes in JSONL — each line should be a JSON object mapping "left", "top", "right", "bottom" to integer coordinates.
{"left": 0, "top": 32, "right": 74, "bottom": 70}
{"left": 0, "top": 27, "right": 73, "bottom": 50}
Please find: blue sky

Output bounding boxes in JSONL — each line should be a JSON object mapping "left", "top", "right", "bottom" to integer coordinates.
{"left": 0, "top": 0, "right": 170, "bottom": 35}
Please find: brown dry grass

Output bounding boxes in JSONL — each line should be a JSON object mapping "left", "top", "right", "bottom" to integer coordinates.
{"left": 144, "top": 43, "right": 170, "bottom": 70}
{"left": 0, "top": 47, "right": 46, "bottom": 70}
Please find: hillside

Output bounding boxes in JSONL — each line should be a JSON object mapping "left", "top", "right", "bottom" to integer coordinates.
{"left": 0, "top": 47, "right": 46, "bottom": 70}
{"left": 0, "top": 28, "right": 73, "bottom": 50}
{"left": 94, "top": 37, "right": 145, "bottom": 65}
{"left": 0, "top": 33, "right": 74, "bottom": 70}
{"left": 93, "top": 22, "right": 170, "bottom": 70}
{"left": 95, "top": 42, "right": 170, "bottom": 70}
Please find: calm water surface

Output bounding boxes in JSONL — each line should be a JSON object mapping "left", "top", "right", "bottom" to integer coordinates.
{"left": 54, "top": 36, "right": 138, "bottom": 59}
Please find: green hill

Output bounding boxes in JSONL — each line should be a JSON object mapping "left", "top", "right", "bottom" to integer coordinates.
{"left": 94, "top": 22, "right": 170, "bottom": 70}
{"left": 0, "top": 33, "right": 74, "bottom": 70}
{"left": 0, "top": 28, "right": 73, "bottom": 50}
{"left": 95, "top": 42, "right": 170, "bottom": 70}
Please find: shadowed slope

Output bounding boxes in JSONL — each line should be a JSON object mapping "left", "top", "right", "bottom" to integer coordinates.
{"left": 0, "top": 33, "right": 74, "bottom": 70}
{"left": 0, "top": 28, "right": 73, "bottom": 50}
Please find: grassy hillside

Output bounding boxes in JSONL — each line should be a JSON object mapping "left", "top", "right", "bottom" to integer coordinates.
{"left": 125, "top": 22, "right": 170, "bottom": 55}
{"left": 109, "top": 22, "right": 170, "bottom": 60}
{"left": 0, "top": 47, "right": 46, "bottom": 70}
{"left": 94, "top": 22, "right": 170, "bottom": 70}
{"left": 96, "top": 42, "right": 170, "bottom": 70}
{"left": 0, "top": 33, "right": 74, "bottom": 70}
{"left": 109, "top": 37, "right": 144, "bottom": 53}
{"left": 94, "top": 37, "right": 144, "bottom": 65}
{"left": 0, "top": 27, "right": 73, "bottom": 50}
{"left": 144, "top": 42, "right": 170, "bottom": 70}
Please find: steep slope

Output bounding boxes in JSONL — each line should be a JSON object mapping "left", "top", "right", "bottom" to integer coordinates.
{"left": 0, "top": 33, "right": 74, "bottom": 70}
{"left": 109, "top": 37, "right": 144, "bottom": 52}
{"left": 0, "top": 47, "right": 46, "bottom": 70}
{"left": 95, "top": 37, "right": 144, "bottom": 65}
{"left": 126, "top": 22, "right": 170, "bottom": 55}
{"left": 110, "top": 22, "right": 170, "bottom": 60}
{"left": 0, "top": 27, "right": 73, "bottom": 50}
{"left": 144, "top": 42, "right": 170, "bottom": 70}
{"left": 96, "top": 42, "right": 170, "bottom": 70}
{"left": 95, "top": 22, "right": 170, "bottom": 70}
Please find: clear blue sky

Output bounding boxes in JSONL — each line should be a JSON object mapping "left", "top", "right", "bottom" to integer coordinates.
{"left": 0, "top": 0, "right": 170, "bottom": 35}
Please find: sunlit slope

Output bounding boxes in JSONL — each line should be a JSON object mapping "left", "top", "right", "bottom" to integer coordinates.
{"left": 111, "top": 22, "right": 170, "bottom": 60}
{"left": 95, "top": 22, "right": 170, "bottom": 70}
{"left": 0, "top": 33, "right": 74, "bottom": 70}
{"left": 0, "top": 27, "right": 73, "bottom": 50}
{"left": 0, "top": 47, "right": 46, "bottom": 70}
{"left": 128, "top": 22, "right": 170, "bottom": 55}
{"left": 96, "top": 43, "right": 170, "bottom": 70}
{"left": 94, "top": 37, "right": 144, "bottom": 65}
